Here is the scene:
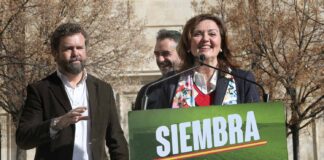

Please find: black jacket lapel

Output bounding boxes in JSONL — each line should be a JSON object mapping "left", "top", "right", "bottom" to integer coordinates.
{"left": 213, "top": 73, "right": 229, "bottom": 105}
{"left": 86, "top": 75, "right": 99, "bottom": 126}
{"left": 48, "top": 73, "right": 72, "bottom": 112}
{"left": 86, "top": 75, "right": 101, "bottom": 160}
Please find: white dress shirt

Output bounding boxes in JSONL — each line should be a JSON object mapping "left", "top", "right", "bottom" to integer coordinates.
{"left": 57, "top": 70, "right": 92, "bottom": 160}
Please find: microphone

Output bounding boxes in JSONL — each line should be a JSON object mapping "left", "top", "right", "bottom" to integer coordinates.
{"left": 142, "top": 59, "right": 202, "bottom": 110}
{"left": 198, "top": 54, "right": 269, "bottom": 102}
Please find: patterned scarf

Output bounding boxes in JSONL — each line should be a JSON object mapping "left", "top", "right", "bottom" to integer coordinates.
{"left": 172, "top": 69, "right": 237, "bottom": 108}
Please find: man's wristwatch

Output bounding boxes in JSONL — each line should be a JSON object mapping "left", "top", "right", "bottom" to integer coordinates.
{"left": 50, "top": 118, "right": 62, "bottom": 131}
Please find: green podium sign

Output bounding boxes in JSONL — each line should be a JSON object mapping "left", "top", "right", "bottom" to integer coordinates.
{"left": 128, "top": 102, "right": 288, "bottom": 160}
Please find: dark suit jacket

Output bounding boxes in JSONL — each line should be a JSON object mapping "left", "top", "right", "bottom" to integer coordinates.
{"left": 134, "top": 69, "right": 259, "bottom": 110}
{"left": 16, "top": 72, "right": 129, "bottom": 160}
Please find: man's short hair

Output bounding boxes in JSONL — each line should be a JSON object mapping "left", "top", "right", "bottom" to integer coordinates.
{"left": 156, "top": 29, "right": 181, "bottom": 43}
{"left": 50, "top": 22, "right": 88, "bottom": 54}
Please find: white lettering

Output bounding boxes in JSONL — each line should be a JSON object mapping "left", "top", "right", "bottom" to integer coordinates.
{"left": 156, "top": 126, "right": 170, "bottom": 157}
{"left": 245, "top": 111, "right": 260, "bottom": 141}
{"left": 213, "top": 117, "right": 228, "bottom": 147}
{"left": 155, "top": 111, "right": 261, "bottom": 157}
{"left": 228, "top": 114, "right": 243, "bottom": 144}
{"left": 179, "top": 122, "right": 192, "bottom": 153}
{"left": 171, "top": 124, "right": 179, "bottom": 154}
{"left": 192, "top": 119, "right": 212, "bottom": 151}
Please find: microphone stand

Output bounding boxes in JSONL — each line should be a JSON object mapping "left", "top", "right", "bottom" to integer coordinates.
{"left": 142, "top": 55, "right": 269, "bottom": 110}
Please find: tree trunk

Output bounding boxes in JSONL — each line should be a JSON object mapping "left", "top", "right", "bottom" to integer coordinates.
{"left": 291, "top": 125, "right": 299, "bottom": 160}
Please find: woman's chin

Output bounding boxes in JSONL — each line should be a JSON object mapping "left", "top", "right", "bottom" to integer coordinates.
{"left": 201, "top": 53, "right": 218, "bottom": 59}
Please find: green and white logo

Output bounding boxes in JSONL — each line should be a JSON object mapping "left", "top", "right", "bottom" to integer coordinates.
{"left": 128, "top": 102, "right": 288, "bottom": 160}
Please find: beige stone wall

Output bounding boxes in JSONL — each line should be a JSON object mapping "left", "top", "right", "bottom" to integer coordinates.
{"left": 0, "top": 111, "right": 16, "bottom": 160}
{"left": 130, "top": 0, "right": 193, "bottom": 72}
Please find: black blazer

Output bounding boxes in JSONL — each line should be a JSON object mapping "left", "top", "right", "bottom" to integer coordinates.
{"left": 16, "top": 72, "right": 129, "bottom": 160}
{"left": 134, "top": 69, "right": 259, "bottom": 110}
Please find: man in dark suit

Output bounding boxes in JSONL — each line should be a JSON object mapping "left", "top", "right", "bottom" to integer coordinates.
{"left": 153, "top": 29, "right": 182, "bottom": 76}
{"left": 134, "top": 29, "right": 181, "bottom": 110}
{"left": 16, "top": 23, "right": 129, "bottom": 160}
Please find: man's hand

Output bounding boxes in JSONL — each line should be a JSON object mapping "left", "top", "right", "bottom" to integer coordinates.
{"left": 52, "top": 106, "right": 89, "bottom": 130}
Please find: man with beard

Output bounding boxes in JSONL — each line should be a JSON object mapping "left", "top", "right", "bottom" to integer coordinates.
{"left": 134, "top": 29, "right": 181, "bottom": 110}
{"left": 16, "top": 23, "right": 129, "bottom": 160}
{"left": 154, "top": 29, "right": 182, "bottom": 75}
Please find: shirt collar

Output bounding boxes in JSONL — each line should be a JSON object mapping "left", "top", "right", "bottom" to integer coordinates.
{"left": 57, "top": 69, "right": 88, "bottom": 88}
{"left": 193, "top": 70, "right": 218, "bottom": 94}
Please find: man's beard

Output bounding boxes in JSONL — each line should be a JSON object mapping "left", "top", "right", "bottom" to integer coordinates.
{"left": 57, "top": 58, "right": 86, "bottom": 75}
{"left": 158, "top": 61, "right": 174, "bottom": 75}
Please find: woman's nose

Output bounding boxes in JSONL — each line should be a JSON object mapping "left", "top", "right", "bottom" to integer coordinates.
{"left": 202, "top": 33, "right": 209, "bottom": 41}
